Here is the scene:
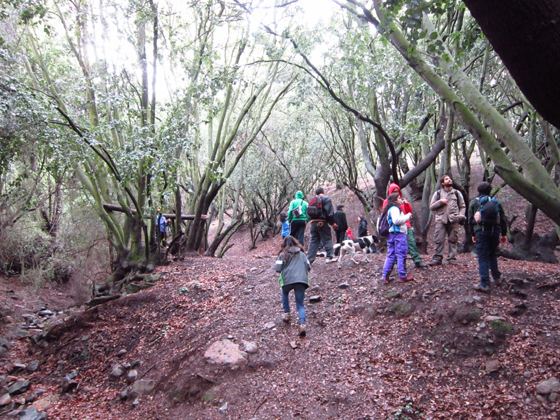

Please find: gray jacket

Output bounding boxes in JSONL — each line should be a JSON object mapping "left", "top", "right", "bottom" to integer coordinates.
{"left": 429, "top": 188, "right": 466, "bottom": 224}
{"left": 275, "top": 247, "right": 311, "bottom": 288}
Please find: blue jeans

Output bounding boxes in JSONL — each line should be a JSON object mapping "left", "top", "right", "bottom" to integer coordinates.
{"left": 282, "top": 283, "right": 306, "bottom": 324}
{"left": 307, "top": 221, "right": 334, "bottom": 263}
{"left": 475, "top": 228, "right": 501, "bottom": 286}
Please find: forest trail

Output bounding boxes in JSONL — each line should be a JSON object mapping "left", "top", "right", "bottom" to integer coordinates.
{"left": 1, "top": 239, "right": 559, "bottom": 419}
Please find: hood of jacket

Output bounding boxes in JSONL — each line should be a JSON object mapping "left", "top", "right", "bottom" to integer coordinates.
{"left": 388, "top": 183, "right": 402, "bottom": 197}
{"left": 295, "top": 191, "right": 304, "bottom": 200}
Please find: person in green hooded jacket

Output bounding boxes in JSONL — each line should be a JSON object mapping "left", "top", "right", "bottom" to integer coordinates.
{"left": 288, "top": 191, "right": 308, "bottom": 247}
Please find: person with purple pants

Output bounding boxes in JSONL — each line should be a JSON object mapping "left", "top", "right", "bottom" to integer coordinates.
{"left": 379, "top": 193, "right": 414, "bottom": 283}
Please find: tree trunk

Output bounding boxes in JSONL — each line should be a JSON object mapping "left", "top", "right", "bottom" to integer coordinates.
{"left": 462, "top": 0, "right": 560, "bottom": 129}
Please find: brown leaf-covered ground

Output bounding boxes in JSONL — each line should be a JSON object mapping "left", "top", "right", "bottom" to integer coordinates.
{"left": 0, "top": 183, "right": 559, "bottom": 419}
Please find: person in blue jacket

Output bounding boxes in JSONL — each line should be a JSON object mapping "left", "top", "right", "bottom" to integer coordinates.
{"left": 279, "top": 211, "right": 290, "bottom": 238}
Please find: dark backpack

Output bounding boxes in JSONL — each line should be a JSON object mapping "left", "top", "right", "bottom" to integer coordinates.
{"left": 377, "top": 210, "right": 391, "bottom": 237}
{"left": 306, "top": 196, "right": 324, "bottom": 219}
{"left": 475, "top": 196, "right": 500, "bottom": 225}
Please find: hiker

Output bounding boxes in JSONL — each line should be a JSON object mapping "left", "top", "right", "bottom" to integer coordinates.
{"left": 156, "top": 210, "right": 171, "bottom": 248}
{"left": 288, "top": 191, "right": 308, "bottom": 247}
{"left": 306, "top": 187, "right": 338, "bottom": 264}
{"left": 383, "top": 183, "right": 427, "bottom": 269}
{"left": 333, "top": 204, "right": 348, "bottom": 244}
{"left": 358, "top": 215, "right": 368, "bottom": 237}
{"left": 379, "top": 193, "right": 413, "bottom": 283}
{"left": 275, "top": 235, "right": 311, "bottom": 337}
{"left": 468, "top": 182, "right": 508, "bottom": 292}
{"left": 429, "top": 174, "right": 466, "bottom": 265}
{"left": 280, "top": 211, "right": 290, "bottom": 238}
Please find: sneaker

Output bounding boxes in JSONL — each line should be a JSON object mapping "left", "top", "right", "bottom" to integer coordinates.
{"left": 428, "top": 261, "right": 442, "bottom": 266}
{"left": 282, "top": 312, "right": 290, "bottom": 323}
{"left": 382, "top": 278, "right": 389, "bottom": 284}
{"left": 474, "top": 283, "right": 491, "bottom": 293}
{"left": 494, "top": 277, "right": 502, "bottom": 286}
{"left": 325, "top": 257, "right": 338, "bottom": 263}
{"left": 298, "top": 324, "right": 306, "bottom": 337}
{"left": 399, "top": 276, "right": 414, "bottom": 282}
{"left": 415, "top": 262, "right": 428, "bottom": 269}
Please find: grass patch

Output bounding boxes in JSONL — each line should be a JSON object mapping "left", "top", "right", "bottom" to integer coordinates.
{"left": 490, "top": 320, "right": 513, "bottom": 333}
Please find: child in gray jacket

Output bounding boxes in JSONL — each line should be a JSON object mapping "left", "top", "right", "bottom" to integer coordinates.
{"left": 275, "top": 235, "right": 311, "bottom": 337}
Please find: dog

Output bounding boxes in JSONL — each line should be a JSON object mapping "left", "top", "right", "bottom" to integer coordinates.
{"left": 334, "top": 235, "right": 378, "bottom": 268}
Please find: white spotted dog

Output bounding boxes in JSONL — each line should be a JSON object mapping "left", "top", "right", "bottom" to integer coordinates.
{"left": 335, "top": 236, "right": 377, "bottom": 268}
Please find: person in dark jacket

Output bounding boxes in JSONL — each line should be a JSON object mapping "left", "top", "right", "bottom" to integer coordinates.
{"left": 275, "top": 235, "right": 311, "bottom": 337}
{"left": 306, "top": 187, "right": 338, "bottom": 264}
{"left": 358, "top": 215, "right": 368, "bottom": 237}
{"left": 288, "top": 191, "right": 308, "bottom": 246}
{"left": 468, "top": 182, "right": 508, "bottom": 292}
{"left": 333, "top": 204, "right": 348, "bottom": 244}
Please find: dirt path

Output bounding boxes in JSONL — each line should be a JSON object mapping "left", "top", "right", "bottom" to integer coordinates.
{"left": 2, "top": 241, "right": 559, "bottom": 419}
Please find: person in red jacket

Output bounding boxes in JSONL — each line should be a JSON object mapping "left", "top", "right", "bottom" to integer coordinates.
{"left": 383, "top": 183, "right": 428, "bottom": 269}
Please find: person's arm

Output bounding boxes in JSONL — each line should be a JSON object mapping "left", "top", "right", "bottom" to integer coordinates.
{"left": 389, "top": 207, "right": 411, "bottom": 225}
{"left": 467, "top": 200, "right": 477, "bottom": 238}
{"left": 429, "top": 191, "right": 444, "bottom": 211}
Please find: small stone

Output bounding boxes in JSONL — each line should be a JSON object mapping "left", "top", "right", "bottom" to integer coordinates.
{"left": 550, "top": 392, "right": 558, "bottom": 402}
{"left": 120, "top": 388, "right": 129, "bottom": 400}
{"left": 290, "top": 341, "right": 298, "bottom": 349}
{"left": 27, "top": 361, "right": 39, "bottom": 372}
{"left": 240, "top": 340, "right": 258, "bottom": 354}
{"left": 536, "top": 394, "right": 548, "bottom": 404}
{"left": 337, "top": 283, "right": 350, "bottom": 289}
{"left": 17, "top": 407, "right": 46, "bottom": 420}
{"left": 110, "top": 364, "right": 124, "bottom": 379}
{"left": 117, "top": 349, "right": 127, "bottom": 357}
{"left": 309, "top": 295, "right": 322, "bottom": 303}
{"left": 14, "top": 396, "right": 26, "bottom": 405}
{"left": 12, "top": 363, "right": 27, "bottom": 372}
{"left": 485, "top": 359, "right": 500, "bottom": 373}
{"left": 7, "top": 378, "right": 30, "bottom": 395}
{"left": 472, "top": 296, "right": 482, "bottom": 302}
{"left": 524, "top": 371, "right": 532, "bottom": 378}
{"left": 536, "top": 377, "right": 560, "bottom": 395}
{"left": 427, "top": 350, "right": 436, "bottom": 356}
{"left": 219, "top": 402, "right": 228, "bottom": 413}
{"left": 264, "top": 322, "right": 276, "bottom": 330}
{"left": 38, "top": 310, "right": 54, "bottom": 317}
{"left": 132, "top": 397, "right": 140, "bottom": 406}
{"left": 127, "top": 370, "right": 138, "bottom": 384}
{"left": 484, "top": 315, "right": 505, "bottom": 322}
{"left": 131, "top": 379, "right": 156, "bottom": 395}
{"left": 227, "top": 335, "right": 234, "bottom": 340}
{"left": 61, "top": 376, "right": 79, "bottom": 392}
{"left": 0, "top": 393, "right": 11, "bottom": 406}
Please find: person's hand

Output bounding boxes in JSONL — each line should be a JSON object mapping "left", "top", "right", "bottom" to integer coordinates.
{"left": 500, "top": 236, "right": 507, "bottom": 244}
{"left": 472, "top": 236, "right": 476, "bottom": 243}
{"left": 332, "top": 223, "right": 338, "bottom": 230}
{"left": 402, "top": 197, "right": 408, "bottom": 204}
{"left": 167, "top": 218, "right": 171, "bottom": 222}
{"left": 440, "top": 199, "right": 449, "bottom": 205}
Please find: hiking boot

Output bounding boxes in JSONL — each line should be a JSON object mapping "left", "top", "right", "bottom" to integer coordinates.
{"left": 428, "top": 261, "right": 442, "bottom": 266}
{"left": 415, "top": 262, "right": 428, "bottom": 269}
{"left": 494, "top": 277, "right": 503, "bottom": 286}
{"left": 282, "top": 312, "right": 290, "bottom": 323}
{"left": 298, "top": 324, "right": 306, "bottom": 337}
{"left": 474, "top": 283, "right": 491, "bottom": 293}
{"left": 399, "top": 276, "right": 414, "bottom": 282}
{"left": 325, "top": 257, "right": 338, "bottom": 264}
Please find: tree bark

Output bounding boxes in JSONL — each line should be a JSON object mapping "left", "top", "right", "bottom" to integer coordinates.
{"left": 462, "top": 0, "right": 560, "bottom": 129}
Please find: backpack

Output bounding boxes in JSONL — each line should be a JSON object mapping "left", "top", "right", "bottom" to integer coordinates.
{"left": 474, "top": 196, "right": 500, "bottom": 225}
{"left": 377, "top": 210, "right": 392, "bottom": 237}
{"left": 291, "top": 200, "right": 303, "bottom": 218}
{"left": 306, "top": 196, "right": 324, "bottom": 219}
